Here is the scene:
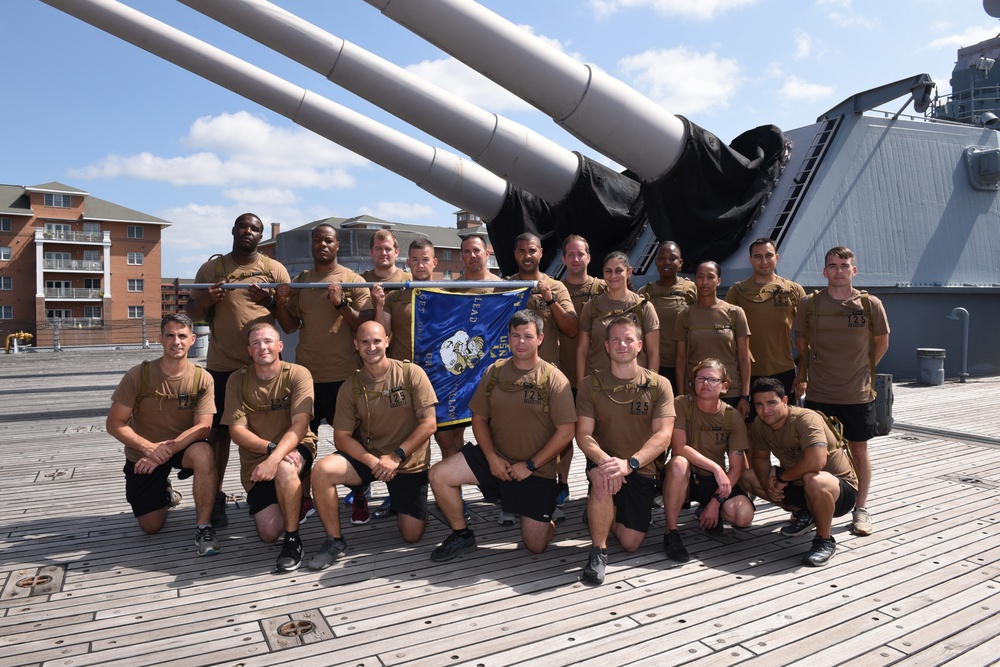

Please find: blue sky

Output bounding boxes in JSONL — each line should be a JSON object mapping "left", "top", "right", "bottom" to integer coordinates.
{"left": 3, "top": 0, "right": 997, "bottom": 276}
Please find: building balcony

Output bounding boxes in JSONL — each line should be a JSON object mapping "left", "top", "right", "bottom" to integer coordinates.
{"left": 35, "top": 229, "right": 110, "bottom": 245}
{"left": 44, "top": 288, "right": 103, "bottom": 299}
{"left": 43, "top": 317, "right": 105, "bottom": 329}
{"left": 43, "top": 259, "right": 104, "bottom": 271}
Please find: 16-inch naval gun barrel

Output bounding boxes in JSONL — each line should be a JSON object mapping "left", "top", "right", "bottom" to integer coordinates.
{"left": 39, "top": 0, "right": 509, "bottom": 220}
{"left": 178, "top": 0, "right": 581, "bottom": 205}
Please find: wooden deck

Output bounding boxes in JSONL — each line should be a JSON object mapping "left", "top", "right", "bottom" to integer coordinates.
{"left": 2, "top": 349, "right": 999, "bottom": 666}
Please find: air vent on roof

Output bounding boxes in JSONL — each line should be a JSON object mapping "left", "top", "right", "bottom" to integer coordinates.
{"left": 965, "top": 145, "right": 1000, "bottom": 190}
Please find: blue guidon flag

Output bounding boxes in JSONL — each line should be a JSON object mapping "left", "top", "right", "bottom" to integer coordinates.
{"left": 413, "top": 287, "right": 529, "bottom": 427}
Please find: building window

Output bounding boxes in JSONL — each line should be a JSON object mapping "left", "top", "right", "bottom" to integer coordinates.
{"left": 442, "top": 249, "right": 453, "bottom": 260}
{"left": 0, "top": 306, "right": 12, "bottom": 319}
{"left": 128, "top": 305, "right": 145, "bottom": 319}
{"left": 44, "top": 193, "right": 72, "bottom": 208}
{"left": 127, "top": 225, "right": 144, "bottom": 239}
{"left": 0, "top": 217, "right": 10, "bottom": 232}
{"left": 44, "top": 223, "right": 72, "bottom": 236}
{"left": 0, "top": 247, "right": 10, "bottom": 261}
{"left": 84, "top": 306, "right": 101, "bottom": 318}
{"left": 84, "top": 250, "right": 100, "bottom": 261}
{"left": 46, "top": 280, "right": 71, "bottom": 290}
{"left": 128, "top": 279, "right": 144, "bottom": 292}
{"left": 84, "top": 278, "right": 101, "bottom": 289}
{"left": 83, "top": 223, "right": 101, "bottom": 234}
{"left": 127, "top": 252, "right": 144, "bottom": 265}
{"left": 0, "top": 276, "right": 11, "bottom": 290}
{"left": 443, "top": 270, "right": 453, "bottom": 280}
{"left": 47, "top": 309, "right": 72, "bottom": 319}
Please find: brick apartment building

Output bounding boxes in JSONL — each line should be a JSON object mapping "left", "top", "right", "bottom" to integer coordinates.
{"left": 0, "top": 181, "right": 169, "bottom": 348}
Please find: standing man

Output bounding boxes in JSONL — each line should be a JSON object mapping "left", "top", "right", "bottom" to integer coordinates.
{"left": 107, "top": 313, "right": 219, "bottom": 555}
{"left": 576, "top": 316, "right": 675, "bottom": 585}
{"left": 187, "top": 213, "right": 291, "bottom": 529}
{"left": 725, "top": 238, "right": 805, "bottom": 404}
{"left": 307, "top": 321, "right": 439, "bottom": 569}
{"left": 638, "top": 241, "right": 696, "bottom": 396}
{"left": 224, "top": 323, "right": 318, "bottom": 572}
{"left": 427, "top": 310, "right": 576, "bottom": 562}
{"left": 274, "top": 223, "right": 372, "bottom": 523}
{"left": 433, "top": 234, "right": 501, "bottom": 460}
{"left": 750, "top": 378, "right": 859, "bottom": 566}
{"left": 382, "top": 238, "right": 438, "bottom": 362}
{"left": 557, "top": 234, "right": 605, "bottom": 508}
{"left": 794, "top": 246, "right": 889, "bottom": 536}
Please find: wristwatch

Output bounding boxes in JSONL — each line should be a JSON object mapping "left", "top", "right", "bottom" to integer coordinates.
{"left": 525, "top": 459, "right": 537, "bottom": 472}
{"left": 394, "top": 446, "right": 407, "bottom": 461}
{"left": 627, "top": 457, "right": 641, "bottom": 473}
{"left": 775, "top": 466, "right": 788, "bottom": 484}
{"left": 266, "top": 441, "right": 278, "bottom": 454}
{"left": 334, "top": 300, "right": 349, "bottom": 309}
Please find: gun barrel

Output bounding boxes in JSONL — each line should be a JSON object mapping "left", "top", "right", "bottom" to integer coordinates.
{"left": 365, "top": 0, "right": 686, "bottom": 181}
{"left": 180, "top": 0, "right": 580, "bottom": 203}
{"left": 39, "top": 0, "right": 508, "bottom": 218}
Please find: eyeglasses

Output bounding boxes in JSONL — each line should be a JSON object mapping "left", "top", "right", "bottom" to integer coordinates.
{"left": 694, "top": 376, "right": 724, "bottom": 385}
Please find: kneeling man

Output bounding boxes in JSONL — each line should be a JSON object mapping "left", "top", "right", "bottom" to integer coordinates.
{"left": 750, "top": 377, "right": 859, "bottom": 566}
{"left": 225, "top": 322, "right": 317, "bottom": 571}
{"left": 308, "top": 321, "right": 438, "bottom": 569}
{"left": 428, "top": 310, "right": 576, "bottom": 562}
{"left": 107, "top": 313, "right": 218, "bottom": 555}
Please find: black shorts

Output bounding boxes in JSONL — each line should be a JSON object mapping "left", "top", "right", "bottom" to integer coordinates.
{"left": 123, "top": 450, "right": 193, "bottom": 517}
{"left": 747, "top": 369, "right": 796, "bottom": 422}
{"left": 436, "top": 420, "right": 470, "bottom": 432}
{"left": 311, "top": 381, "right": 344, "bottom": 433}
{"left": 344, "top": 454, "right": 429, "bottom": 520}
{"left": 804, "top": 399, "right": 876, "bottom": 442}
{"left": 658, "top": 366, "right": 679, "bottom": 397}
{"left": 586, "top": 460, "right": 657, "bottom": 533}
{"left": 208, "top": 368, "right": 234, "bottom": 431}
{"left": 246, "top": 444, "right": 315, "bottom": 515}
{"left": 461, "top": 443, "right": 558, "bottom": 523}
{"left": 688, "top": 472, "right": 751, "bottom": 508}
{"left": 782, "top": 477, "right": 858, "bottom": 518}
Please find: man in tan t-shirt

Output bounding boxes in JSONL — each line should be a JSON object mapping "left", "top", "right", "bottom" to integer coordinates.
{"left": 381, "top": 238, "right": 438, "bottom": 362}
{"left": 274, "top": 223, "right": 372, "bottom": 522}
{"left": 188, "top": 213, "right": 291, "bottom": 529}
{"left": 427, "top": 310, "right": 576, "bottom": 562}
{"left": 107, "top": 313, "right": 218, "bottom": 556}
{"left": 576, "top": 315, "right": 675, "bottom": 585}
{"left": 793, "top": 246, "right": 889, "bottom": 537}
{"left": 224, "top": 323, "right": 318, "bottom": 572}
{"left": 750, "top": 377, "right": 859, "bottom": 567}
{"left": 306, "top": 321, "right": 439, "bottom": 570}
{"left": 725, "top": 238, "right": 805, "bottom": 415}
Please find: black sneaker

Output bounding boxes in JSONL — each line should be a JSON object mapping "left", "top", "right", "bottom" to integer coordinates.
{"left": 582, "top": 551, "right": 608, "bottom": 585}
{"left": 308, "top": 536, "right": 347, "bottom": 570}
{"left": 802, "top": 536, "right": 836, "bottom": 567}
{"left": 275, "top": 536, "right": 303, "bottom": 572}
{"left": 780, "top": 509, "right": 815, "bottom": 536}
{"left": 664, "top": 529, "right": 690, "bottom": 562}
{"left": 194, "top": 525, "right": 220, "bottom": 556}
{"left": 430, "top": 531, "right": 477, "bottom": 562}
{"left": 211, "top": 491, "right": 229, "bottom": 528}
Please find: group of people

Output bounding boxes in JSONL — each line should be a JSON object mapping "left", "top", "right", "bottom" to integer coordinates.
{"left": 107, "top": 212, "right": 889, "bottom": 583}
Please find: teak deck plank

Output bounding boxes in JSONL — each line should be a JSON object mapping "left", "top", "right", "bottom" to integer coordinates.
{"left": 1, "top": 349, "right": 999, "bottom": 666}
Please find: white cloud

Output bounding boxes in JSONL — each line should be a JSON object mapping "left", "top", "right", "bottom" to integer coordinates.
{"left": 222, "top": 187, "right": 299, "bottom": 206}
{"left": 779, "top": 75, "right": 835, "bottom": 102}
{"left": 618, "top": 47, "right": 742, "bottom": 115}
{"left": 405, "top": 59, "right": 536, "bottom": 114}
{"left": 794, "top": 30, "right": 812, "bottom": 59}
{"left": 359, "top": 201, "right": 436, "bottom": 220}
{"left": 825, "top": 11, "right": 880, "bottom": 30}
{"left": 69, "top": 111, "right": 365, "bottom": 190}
{"left": 590, "top": 0, "right": 756, "bottom": 21}
{"left": 929, "top": 26, "right": 1000, "bottom": 50}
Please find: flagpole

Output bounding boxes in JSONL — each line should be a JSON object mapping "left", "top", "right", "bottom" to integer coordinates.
{"left": 187, "top": 281, "right": 537, "bottom": 289}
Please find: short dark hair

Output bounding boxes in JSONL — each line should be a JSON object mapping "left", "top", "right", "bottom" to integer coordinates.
{"left": 312, "top": 223, "right": 337, "bottom": 239}
{"left": 409, "top": 237, "right": 434, "bottom": 253}
{"left": 235, "top": 213, "right": 264, "bottom": 233}
{"left": 508, "top": 309, "right": 544, "bottom": 337}
{"left": 461, "top": 235, "right": 487, "bottom": 251}
{"left": 160, "top": 313, "right": 194, "bottom": 333}
{"left": 825, "top": 246, "right": 855, "bottom": 262}
{"left": 515, "top": 232, "right": 541, "bottom": 246}
{"left": 604, "top": 314, "right": 640, "bottom": 342}
{"left": 561, "top": 234, "right": 590, "bottom": 255}
{"left": 748, "top": 238, "right": 775, "bottom": 255}
{"left": 750, "top": 376, "right": 786, "bottom": 400}
{"left": 697, "top": 260, "right": 722, "bottom": 280}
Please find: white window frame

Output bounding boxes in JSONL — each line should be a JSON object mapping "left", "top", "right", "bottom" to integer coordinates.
{"left": 46, "top": 280, "right": 71, "bottom": 290}
{"left": 0, "top": 217, "right": 10, "bottom": 232}
{"left": 128, "top": 305, "right": 145, "bottom": 319}
{"left": 0, "top": 305, "right": 12, "bottom": 319}
{"left": 44, "top": 193, "right": 72, "bottom": 208}
{"left": 84, "top": 278, "right": 101, "bottom": 290}
{"left": 127, "top": 225, "right": 144, "bottom": 239}
{"left": 0, "top": 247, "right": 10, "bottom": 261}
{"left": 83, "top": 223, "right": 101, "bottom": 234}
{"left": 128, "top": 279, "right": 144, "bottom": 292}
{"left": 45, "top": 223, "right": 71, "bottom": 235}
{"left": 127, "top": 252, "right": 144, "bottom": 266}
{"left": 46, "top": 309, "right": 72, "bottom": 319}
{"left": 84, "top": 306, "right": 102, "bottom": 318}
{"left": 0, "top": 276, "right": 11, "bottom": 290}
